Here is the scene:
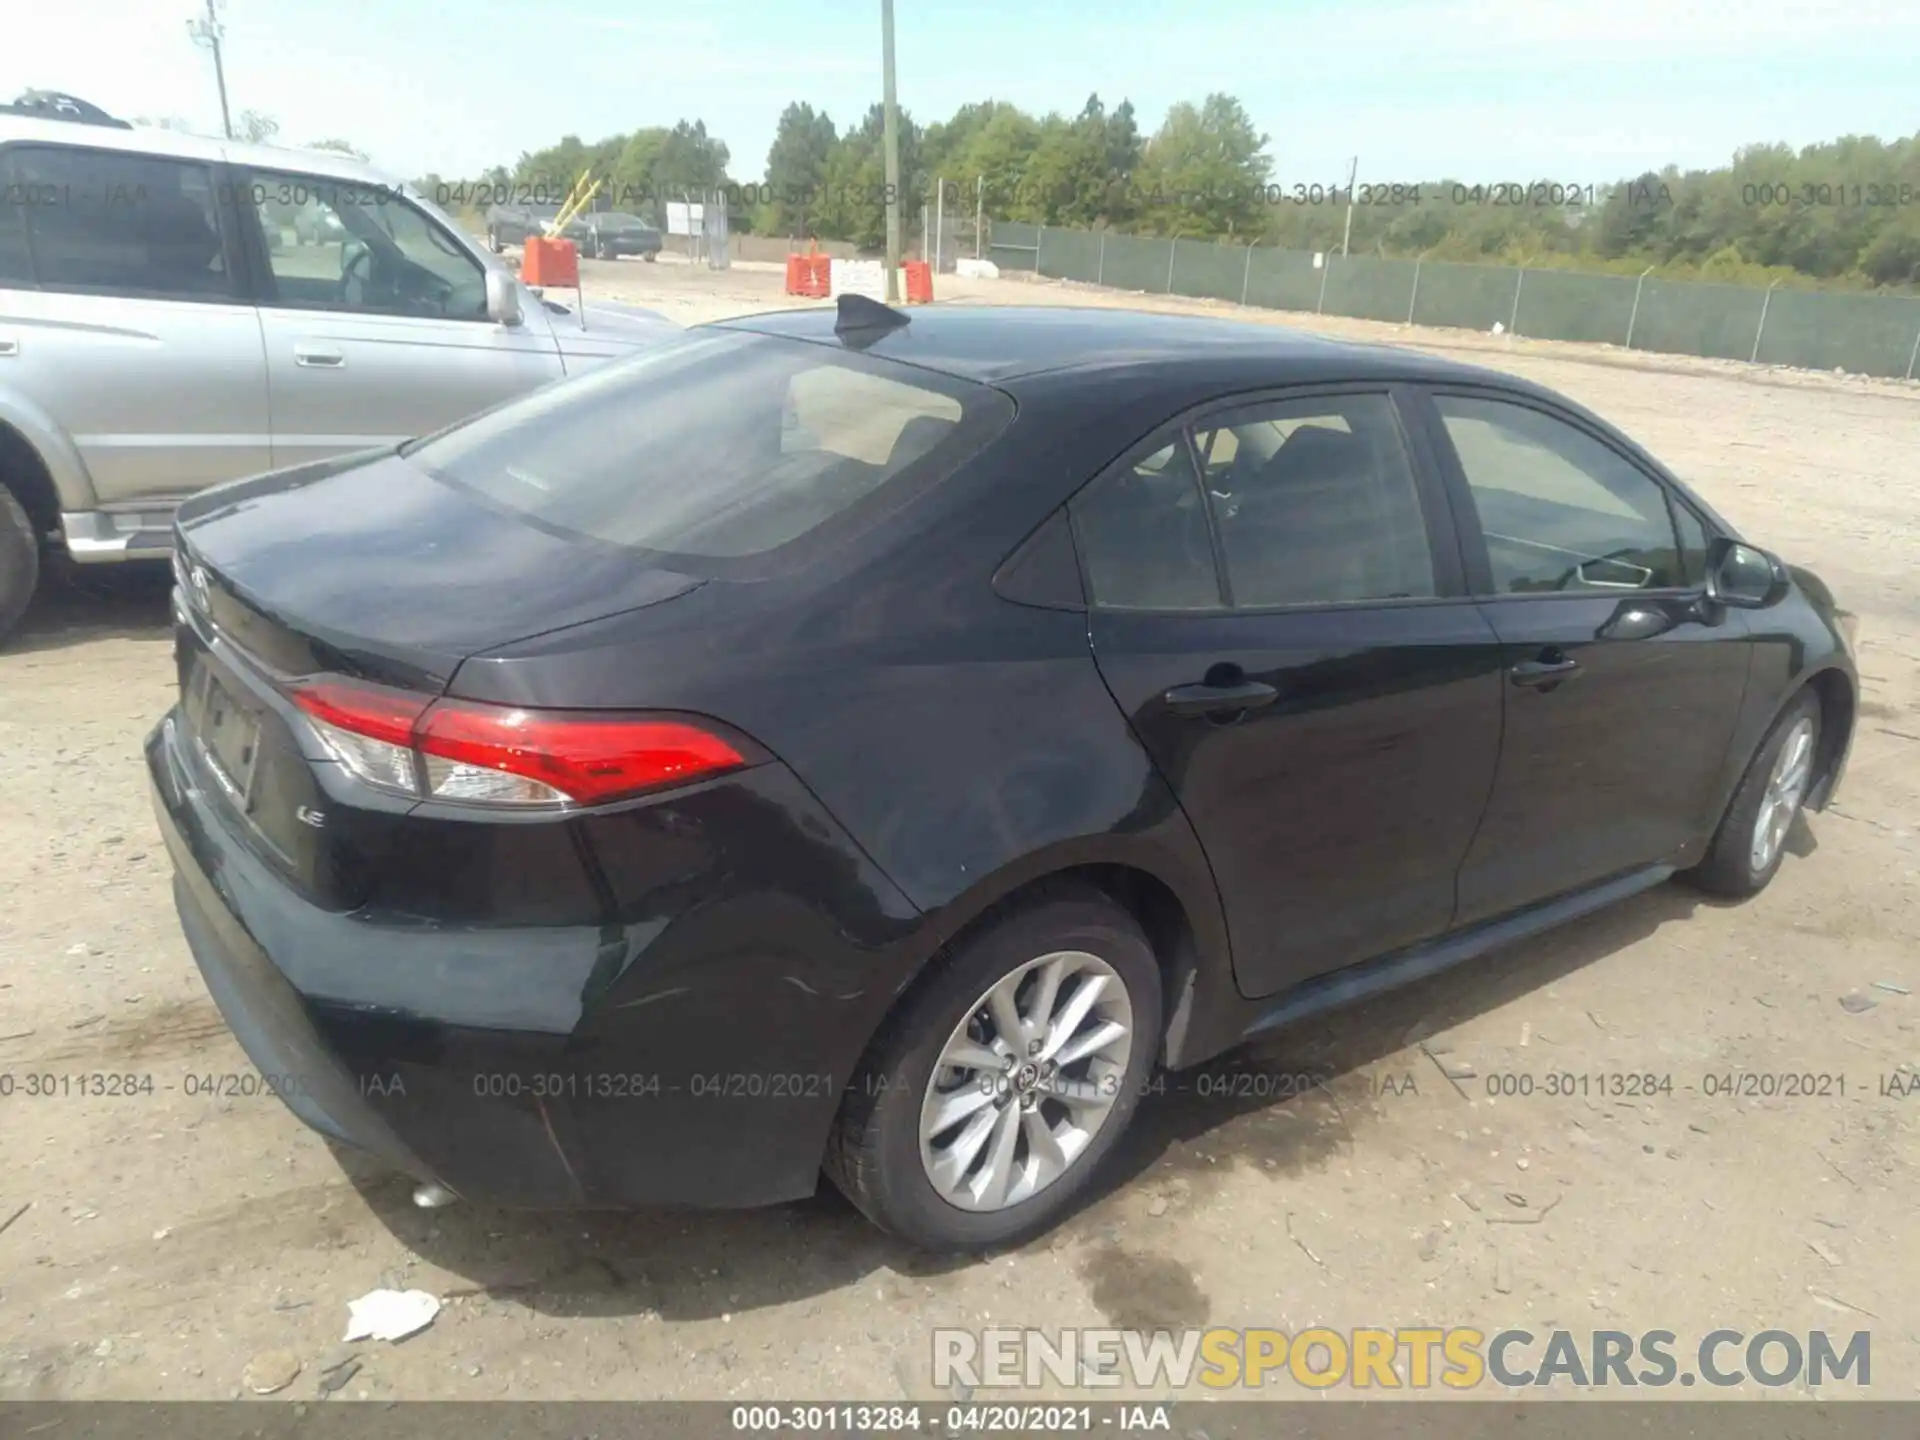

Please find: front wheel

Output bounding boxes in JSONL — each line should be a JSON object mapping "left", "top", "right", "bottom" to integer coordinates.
{"left": 0, "top": 484, "right": 42, "bottom": 645}
{"left": 642, "top": 251, "right": 658, "bottom": 263}
{"left": 825, "top": 887, "right": 1161, "bottom": 1250}
{"left": 1683, "top": 690, "right": 1820, "bottom": 898}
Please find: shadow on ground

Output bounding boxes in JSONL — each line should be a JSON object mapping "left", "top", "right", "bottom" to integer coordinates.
{"left": 349, "top": 876, "right": 1721, "bottom": 1321}
{"left": 6, "top": 560, "right": 173, "bottom": 654}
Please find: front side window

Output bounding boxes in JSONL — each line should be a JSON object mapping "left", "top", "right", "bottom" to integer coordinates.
{"left": 1672, "top": 498, "right": 1712, "bottom": 586}
{"left": 248, "top": 171, "right": 486, "bottom": 320}
{"left": 5, "top": 146, "right": 233, "bottom": 300}
{"left": 407, "top": 329, "right": 1008, "bottom": 565}
{"left": 1194, "top": 393, "right": 1435, "bottom": 607}
{"left": 1435, "top": 394, "right": 1686, "bottom": 593}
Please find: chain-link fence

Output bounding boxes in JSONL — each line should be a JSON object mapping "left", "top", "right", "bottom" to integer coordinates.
{"left": 984, "top": 220, "right": 1920, "bottom": 380}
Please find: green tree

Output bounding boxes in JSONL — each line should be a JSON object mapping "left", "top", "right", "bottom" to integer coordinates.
{"left": 655, "top": 119, "right": 731, "bottom": 194}
{"left": 814, "top": 103, "right": 922, "bottom": 249}
{"left": 1019, "top": 96, "right": 1134, "bottom": 227}
{"left": 1130, "top": 94, "right": 1271, "bottom": 238}
{"left": 761, "top": 102, "right": 839, "bottom": 237}
{"left": 948, "top": 106, "right": 1043, "bottom": 221}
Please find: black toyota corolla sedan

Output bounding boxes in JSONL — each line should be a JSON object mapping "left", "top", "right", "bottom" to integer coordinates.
{"left": 148, "top": 299, "right": 1857, "bottom": 1249}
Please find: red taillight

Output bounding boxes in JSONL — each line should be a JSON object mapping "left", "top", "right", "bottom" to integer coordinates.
{"left": 292, "top": 680, "right": 428, "bottom": 748}
{"left": 417, "top": 707, "right": 747, "bottom": 806}
{"left": 289, "top": 679, "right": 748, "bottom": 809}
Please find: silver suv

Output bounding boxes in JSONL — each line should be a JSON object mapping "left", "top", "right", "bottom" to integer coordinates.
{"left": 0, "top": 108, "right": 677, "bottom": 641}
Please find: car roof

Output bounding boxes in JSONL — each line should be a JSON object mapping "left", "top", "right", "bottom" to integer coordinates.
{"left": 0, "top": 114, "right": 393, "bottom": 187}
{"left": 717, "top": 303, "right": 1519, "bottom": 387}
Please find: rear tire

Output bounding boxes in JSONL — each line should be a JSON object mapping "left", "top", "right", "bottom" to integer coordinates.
{"left": 1683, "top": 690, "right": 1820, "bottom": 898}
{"left": 825, "top": 886, "right": 1161, "bottom": 1250}
{"left": 0, "top": 484, "right": 41, "bottom": 645}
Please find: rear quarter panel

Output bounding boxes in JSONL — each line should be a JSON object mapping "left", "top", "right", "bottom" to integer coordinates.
{"left": 448, "top": 385, "right": 1237, "bottom": 1064}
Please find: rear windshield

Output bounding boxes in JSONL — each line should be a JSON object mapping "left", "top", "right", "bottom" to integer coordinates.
{"left": 406, "top": 329, "right": 1011, "bottom": 566}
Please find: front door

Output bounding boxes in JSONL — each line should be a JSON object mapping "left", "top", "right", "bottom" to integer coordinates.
{"left": 236, "top": 168, "right": 564, "bottom": 467}
{"left": 1416, "top": 390, "right": 1756, "bottom": 925}
{"left": 1076, "top": 388, "right": 1506, "bottom": 999}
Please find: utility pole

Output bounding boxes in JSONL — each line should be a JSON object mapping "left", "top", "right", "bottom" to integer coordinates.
{"left": 1340, "top": 155, "right": 1358, "bottom": 257}
{"left": 186, "top": 0, "right": 233, "bottom": 140}
{"left": 880, "top": 0, "right": 902, "bottom": 302}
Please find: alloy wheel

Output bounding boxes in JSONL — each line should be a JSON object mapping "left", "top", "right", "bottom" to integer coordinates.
{"left": 918, "top": 950, "right": 1134, "bottom": 1213}
{"left": 1750, "top": 715, "right": 1815, "bottom": 872}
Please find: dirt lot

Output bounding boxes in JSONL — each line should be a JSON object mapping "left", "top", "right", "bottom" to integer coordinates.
{"left": 2, "top": 256, "right": 1917, "bottom": 1403}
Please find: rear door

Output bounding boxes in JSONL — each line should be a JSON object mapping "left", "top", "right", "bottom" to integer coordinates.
{"left": 1077, "top": 386, "right": 1506, "bottom": 1000}
{"left": 1413, "top": 388, "right": 1754, "bottom": 924}
{"left": 234, "top": 168, "right": 564, "bottom": 467}
{"left": 0, "top": 142, "right": 270, "bottom": 504}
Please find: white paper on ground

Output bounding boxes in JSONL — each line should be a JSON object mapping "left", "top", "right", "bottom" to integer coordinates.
{"left": 343, "top": 1288, "right": 442, "bottom": 1342}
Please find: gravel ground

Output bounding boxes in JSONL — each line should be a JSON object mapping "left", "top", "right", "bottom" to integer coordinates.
{"left": 1, "top": 255, "right": 1916, "bottom": 1403}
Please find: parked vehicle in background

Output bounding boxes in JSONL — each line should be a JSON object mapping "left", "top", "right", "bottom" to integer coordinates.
{"left": 576, "top": 211, "right": 663, "bottom": 261}
{"left": 148, "top": 299, "right": 1857, "bottom": 1250}
{"left": 484, "top": 202, "right": 663, "bottom": 261}
{"left": 484, "top": 201, "right": 560, "bottom": 253}
{"left": 0, "top": 104, "right": 678, "bottom": 642}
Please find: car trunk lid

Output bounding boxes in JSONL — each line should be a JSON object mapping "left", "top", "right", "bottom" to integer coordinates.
{"left": 174, "top": 449, "right": 703, "bottom": 691}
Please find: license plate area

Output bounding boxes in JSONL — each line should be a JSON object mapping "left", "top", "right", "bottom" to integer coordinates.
{"left": 185, "top": 660, "right": 263, "bottom": 810}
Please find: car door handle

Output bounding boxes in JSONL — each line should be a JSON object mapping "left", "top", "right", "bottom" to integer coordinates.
{"left": 1163, "top": 680, "right": 1279, "bottom": 718}
{"left": 1509, "top": 655, "right": 1582, "bottom": 688}
{"left": 0, "top": 337, "right": 18, "bottom": 357}
{"left": 294, "top": 348, "right": 345, "bottom": 368}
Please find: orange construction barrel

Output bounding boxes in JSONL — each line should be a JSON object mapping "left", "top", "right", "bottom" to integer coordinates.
{"left": 785, "top": 253, "right": 808, "bottom": 295}
{"left": 522, "top": 236, "right": 579, "bottom": 288}
{"left": 903, "top": 260, "right": 934, "bottom": 304}
{"left": 799, "top": 255, "right": 831, "bottom": 298}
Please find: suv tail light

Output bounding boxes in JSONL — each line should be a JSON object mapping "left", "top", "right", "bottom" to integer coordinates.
{"left": 290, "top": 678, "right": 748, "bottom": 809}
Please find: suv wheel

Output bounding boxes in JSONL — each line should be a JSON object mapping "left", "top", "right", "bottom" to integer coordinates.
{"left": 0, "top": 484, "right": 42, "bottom": 644}
{"left": 1683, "top": 690, "right": 1821, "bottom": 898}
{"left": 826, "top": 886, "right": 1161, "bottom": 1250}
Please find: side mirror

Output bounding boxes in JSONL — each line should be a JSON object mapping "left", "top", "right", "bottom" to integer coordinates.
{"left": 485, "top": 269, "right": 524, "bottom": 327}
{"left": 1705, "top": 537, "right": 1789, "bottom": 609}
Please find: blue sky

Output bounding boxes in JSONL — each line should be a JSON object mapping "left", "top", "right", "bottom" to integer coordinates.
{"left": 6, "top": 0, "right": 1915, "bottom": 187}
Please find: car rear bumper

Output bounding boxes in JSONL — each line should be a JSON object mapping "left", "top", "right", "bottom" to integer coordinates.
{"left": 146, "top": 709, "right": 926, "bottom": 1210}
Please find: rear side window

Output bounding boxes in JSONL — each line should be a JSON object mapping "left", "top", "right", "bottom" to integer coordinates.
{"left": 1194, "top": 393, "right": 1435, "bottom": 606}
{"left": 1071, "top": 439, "right": 1221, "bottom": 610}
{"left": 4, "top": 145, "right": 235, "bottom": 300}
{"left": 0, "top": 155, "right": 31, "bottom": 284}
{"left": 407, "top": 329, "right": 1010, "bottom": 565}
